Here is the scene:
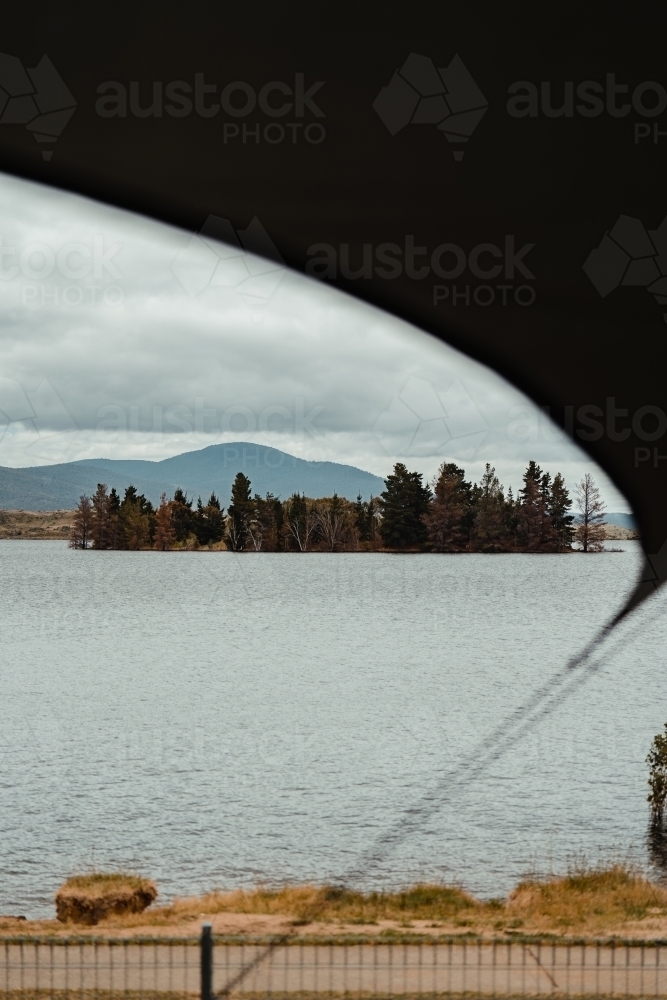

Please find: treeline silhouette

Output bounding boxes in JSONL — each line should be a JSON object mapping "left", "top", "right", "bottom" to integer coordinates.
{"left": 70, "top": 459, "right": 602, "bottom": 552}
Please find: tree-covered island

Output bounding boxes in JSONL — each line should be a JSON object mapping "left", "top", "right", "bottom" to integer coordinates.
{"left": 70, "top": 460, "right": 606, "bottom": 552}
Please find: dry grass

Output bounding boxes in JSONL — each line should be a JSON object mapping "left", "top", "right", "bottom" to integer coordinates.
{"left": 504, "top": 862, "right": 667, "bottom": 934}
{"left": 8, "top": 864, "right": 667, "bottom": 939}
{"left": 108, "top": 864, "right": 667, "bottom": 936}
{"left": 55, "top": 873, "right": 157, "bottom": 925}
{"left": 158, "top": 883, "right": 478, "bottom": 926}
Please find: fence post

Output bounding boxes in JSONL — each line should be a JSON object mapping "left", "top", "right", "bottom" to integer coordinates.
{"left": 201, "top": 923, "right": 213, "bottom": 1000}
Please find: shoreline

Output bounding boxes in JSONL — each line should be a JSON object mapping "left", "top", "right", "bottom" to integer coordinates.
{"left": 0, "top": 507, "right": 639, "bottom": 549}
{"left": 3, "top": 867, "right": 667, "bottom": 942}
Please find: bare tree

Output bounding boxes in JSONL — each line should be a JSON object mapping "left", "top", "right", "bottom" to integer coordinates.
{"left": 69, "top": 495, "right": 93, "bottom": 549}
{"left": 285, "top": 493, "right": 316, "bottom": 551}
{"left": 315, "top": 495, "right": 350, "bottom": 551}
{"left": 246, "top": 502, "right": 265, "bottom": 551}
{"left": 575, "top": 473, "right": 606, "bottom": 552}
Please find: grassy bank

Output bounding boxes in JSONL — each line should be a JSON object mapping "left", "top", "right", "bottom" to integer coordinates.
{"left": 142, "top": 865, "right": 667, "bottom": 937}
{"left": 5, "top": 864, "right": 667, "bottom": 940}
{"left": 0, "top": 510, "right": 73, "bottom": 540}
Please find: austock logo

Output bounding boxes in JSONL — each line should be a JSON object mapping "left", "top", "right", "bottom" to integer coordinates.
{"left": 583, "top": 214, "right": 667, "bottom": 321}
{"left": 0, "top": 52, "right": 76, "bottom": 160}
{"left": 506, "top": 75, "right": 667, "bottom": 145}
{"left": 373, "top": 52, "right": 488, "bottom": 161}
{"left": 0, "top": 375, "right": 77, "bottom": 463}
{"left": 0, "top": 233, "right": 124, "bottom": 308}
{"left": 170, "top": 214, "right": 287, "bottom": 316}
{"left": 306, "top": 235, "right": 536, "bottom": 307}
{"left": 95, "top": 73, "right": 326, "bottom": 145}
{"left": 373, "top": 376, "right": 487, "bottom": 460}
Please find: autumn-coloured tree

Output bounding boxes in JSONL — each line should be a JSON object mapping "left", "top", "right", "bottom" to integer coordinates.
{"left": 575, "top": 473, "right": 606, "bottom": 552}
{"left": 153, "top": 493, "right": 176, "bottom": 550}
{"left": 516, "top": 461, "right": 557, "bottom": 551}
{"left": 70, "top": 495, "right": 93, "bottom": 549}
{"left": 423, "top": 462, "right": 471, "bottom": 552}
{"left": 473, "top": 464, "right": 507, "bottom": 552}
{"left": 118, "top": 485, "right": 153, "bottom": 549}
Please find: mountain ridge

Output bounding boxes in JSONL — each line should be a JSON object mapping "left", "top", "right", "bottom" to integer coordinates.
{"left": 0, "top": 442, "right": 386, "bottom": 511}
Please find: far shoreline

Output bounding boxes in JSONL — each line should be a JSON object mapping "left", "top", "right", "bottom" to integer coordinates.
{"left": 1, "top": 509, "right": 639, "bottom": 549}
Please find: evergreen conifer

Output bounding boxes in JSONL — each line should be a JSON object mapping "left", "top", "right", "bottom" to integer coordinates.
{"left": 91, "top": 483, "right": 110, "bottom": 549}
{"left": 423, "top": 462, "right": 470, "bottom": 551}
{"left": 549, "top": 473, "right": 574, "bottom": 550}
{"left": 226, "top": 472, "right": 253, "bottom": 550}
{"left": 473, "top": 464, "right": 507, "bottom": 552}
{"left": 171, "top": 487, "right": 194, "bottom": 543}
{"left": 379, "top": 463, "right": 431, "bottom": 549}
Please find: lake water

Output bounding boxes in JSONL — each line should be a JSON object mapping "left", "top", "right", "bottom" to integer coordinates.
{"left": 2, "top": 540, "right": 667, "bottom": 919}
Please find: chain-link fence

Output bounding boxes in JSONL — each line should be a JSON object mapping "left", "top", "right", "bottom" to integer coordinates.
{"left": 4, "top": 930, "right": 667, "bottom": 998}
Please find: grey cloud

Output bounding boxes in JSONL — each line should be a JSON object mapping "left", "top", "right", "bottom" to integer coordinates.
{"left": 0, "top": 172, "right": 630, "bottom": 510}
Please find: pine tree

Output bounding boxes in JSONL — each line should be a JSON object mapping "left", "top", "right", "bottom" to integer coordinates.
{"left": 171, "top": 487, "right": 194, "bottom": 543}
{"left": 473, "top": 464, "right": 508, "bottom": 552}
{"left": 118, "top": 485, "right": 152, "bottom": 549}
{"left": 226, "top": 472, "right": 252, "bottom": 551}
{"left": 423, "top": 462, "right": 470, "bottom": 552}
{"left": 70, "top": 495, "right": 93, "bottom": 548}
{"left": 368, "top": 495, "right": 381, "bottom": 546}
{"left": 575, "top": 473, "right": 606, "bottom": 552}
{"left": 107, "top": 488, "right": 120, "bottom": 548}
{"left": 353, "top": 494, "right": 366, "bottom": 539}
{"left": 153, "top": 493, "right": 176, "bottom": 550}
{"left": 193, "top": 496, "right": 206, "bottom": 547}
{"left": 195, "top": 492, "right": 225, "bottom": 546}
{"left": 549, "top": 473, "right": 574, "bottom": 550}
{"left": 379, "top": 463, "right": 431, "bottom": 549}
{"left": 91, "top": 483, "right": 110, "bottom": 549}
{"left": 504, "top": 486, "right": 519, "bottom": 548}
{"left": 353, "top": 494, "right": 378, "bottom": 545}
{"left": 266, "top": 494, "right": 284, "bottom": 550}
{"left": 516, "top": 461, "right": 557, "bottom": 551}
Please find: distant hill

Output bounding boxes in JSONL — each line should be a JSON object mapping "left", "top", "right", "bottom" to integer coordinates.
{"left": 573, "top": 511, "right": 637, "bottom": 529}
{"left": 0, "top": 443, "right": 386, "bottom": 511}
{"left": 604, "top": 512, "right": 637, "bottom": 529}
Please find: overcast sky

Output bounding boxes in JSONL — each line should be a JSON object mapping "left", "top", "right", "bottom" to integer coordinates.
{"left": 0, "top": 171, "right": 630, "bottom": 510}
